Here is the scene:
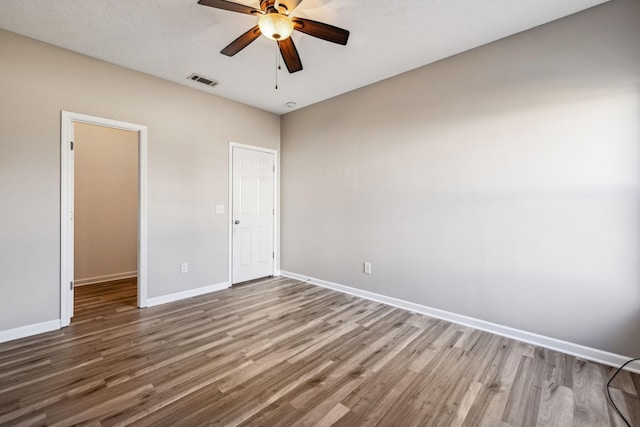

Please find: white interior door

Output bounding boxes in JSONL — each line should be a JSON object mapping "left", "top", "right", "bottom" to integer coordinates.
{"left": 232, "top": 146, "right": 275, "bottom": 284}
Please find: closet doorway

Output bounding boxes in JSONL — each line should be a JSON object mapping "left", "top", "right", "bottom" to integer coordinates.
{"left": 61, "top": 112, "right": 148, "bottom": 326}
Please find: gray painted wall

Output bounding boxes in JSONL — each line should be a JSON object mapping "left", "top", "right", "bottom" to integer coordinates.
{"left": 0, "top": 30, "right": 279, "bottom": 331}
{"left": 281, "top": 0, "right": 640, "bottom": 356}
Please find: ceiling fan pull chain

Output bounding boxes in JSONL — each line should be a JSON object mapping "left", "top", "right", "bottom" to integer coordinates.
{"left": 275, "top": 41, "right": 280, "bottom": 89}
{"left": 277, "top": 42, "right": 282, "bottom": 71}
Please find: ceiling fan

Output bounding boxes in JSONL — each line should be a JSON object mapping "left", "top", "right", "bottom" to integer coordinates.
{"left": 197, "top": 0, "right": 350, "bottom": 73}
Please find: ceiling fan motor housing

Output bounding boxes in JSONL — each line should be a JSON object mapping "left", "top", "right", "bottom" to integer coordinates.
{"left": 260, "top": 0, "right": 289, "bottom": 14}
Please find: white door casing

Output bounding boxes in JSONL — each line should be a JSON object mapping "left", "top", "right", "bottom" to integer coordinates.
{"left": 68, "top": 124, "right": 76, "bottom": 319}
{"left": 60, "top": 111, "right": 148, "bottom": 327}
{"left": 230, "top": 144, "right": 276, "bottom": 284}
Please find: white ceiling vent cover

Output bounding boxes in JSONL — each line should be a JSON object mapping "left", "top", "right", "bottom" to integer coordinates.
{"left": 187, "top": 73, "right": 219, "bottom": 87}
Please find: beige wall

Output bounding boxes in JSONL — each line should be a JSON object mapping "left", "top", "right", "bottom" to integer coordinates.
{"left": 281, "top": 0, "right": 640, "bottom": 356}
{"left": 0, "top": 29, "right": 279, "bottom": 331}
{"left": 74, "top": 123, "right": 138, "bottom": 283}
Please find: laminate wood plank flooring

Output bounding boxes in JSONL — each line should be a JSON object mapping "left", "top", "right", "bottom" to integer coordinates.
{"left": 0, "top": 276, "right": 638, "bottom": 426}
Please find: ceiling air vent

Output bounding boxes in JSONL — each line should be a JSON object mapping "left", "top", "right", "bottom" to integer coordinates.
{"left": 187, "top": 73, "right": 219, "bottom": 87}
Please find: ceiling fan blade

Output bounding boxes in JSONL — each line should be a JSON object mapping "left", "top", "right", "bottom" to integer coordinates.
{"left": 221, "top": 26, "right": 262, "bottom": 56}
{"left": 292, "top": 18, "right": 349, "bottom": 45}
{"left": 198, "top": 0, "right": 261, "bottom": 15}
{"left": 278, "top": 38, "right": 303, "bottom": 73}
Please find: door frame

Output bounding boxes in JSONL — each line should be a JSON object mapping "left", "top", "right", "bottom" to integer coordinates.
{"left": 228, "top": 142, "right": 278, "bottom": 285}
{"left": 60, "top": 111, "right": 148, "bottom": 327}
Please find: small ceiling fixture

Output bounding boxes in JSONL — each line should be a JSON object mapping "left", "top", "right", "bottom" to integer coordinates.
{"left": 285, "top": 101, "right": 296, "bottom": 108}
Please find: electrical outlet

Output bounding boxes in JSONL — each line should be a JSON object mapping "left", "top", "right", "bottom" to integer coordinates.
{"left": 180, "top": 263, "right": 188, "bottom": 274}
{"left": 364, "top": 262, "right": 372, "bottom": 274}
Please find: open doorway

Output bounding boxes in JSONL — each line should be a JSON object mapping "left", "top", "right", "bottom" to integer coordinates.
{"left": 61, "top": 112, "right": 148, "bottom": 327}
{"left": 73, "top": 123, "right": 138, "bottom": 321}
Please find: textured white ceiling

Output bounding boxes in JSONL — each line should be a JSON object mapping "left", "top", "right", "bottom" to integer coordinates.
{"left": 0, "top": 0, "right": 608, "bottom": 114}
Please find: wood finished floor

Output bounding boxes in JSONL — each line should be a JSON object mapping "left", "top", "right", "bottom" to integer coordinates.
{"left": 0, "top": 277, "right": 638, "bottom": 426}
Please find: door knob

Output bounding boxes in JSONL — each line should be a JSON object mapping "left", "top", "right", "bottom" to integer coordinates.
{"left": 234, "top": 220, "right": 240, "bottom": 225}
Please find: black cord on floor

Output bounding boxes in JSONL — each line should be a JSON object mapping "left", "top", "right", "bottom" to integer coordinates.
{"left": 606, "top": 357, "right": 640, "bottom": 427}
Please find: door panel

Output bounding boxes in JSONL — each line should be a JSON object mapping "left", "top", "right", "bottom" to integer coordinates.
{"left": 258, "top": 178, "right": 273, "bottom": 215}
{"left": 232, "top": 147, "right": 275, "bottom": 284}
{"left": 240, "top": 176, "right": 255, "bottom": 214}
{"left": 257, "top": 227, "right": 270, "bottom": 263}
{"left": 240, "top": 229, "right": 252, "bottom": 266}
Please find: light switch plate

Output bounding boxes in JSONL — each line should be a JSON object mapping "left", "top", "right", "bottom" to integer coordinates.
{"left": 216, "top": 204, "right": 225, "bottom": 215}
{"left": 364, "top": 262, "right": 372, "bottom": 274}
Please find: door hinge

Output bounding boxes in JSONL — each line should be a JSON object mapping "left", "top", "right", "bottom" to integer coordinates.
{"left": 272, "top": 252, "right": 275, "bottom": 259}
{"left": 70, "top": 141, "right": 74, "bottom": 150}
{"left": 273, "top": 165, "right": 275, "bottom": 172}
{"left": 70, "top": 281, "right": 74, "bottom": 291}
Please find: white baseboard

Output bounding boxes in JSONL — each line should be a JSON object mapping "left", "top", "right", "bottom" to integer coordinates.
{"left": 279, "top": 271, "right": 640, "bottom": 374}
{"left": 146, "top": 282, "right": 230, "bottom": 307}
{"left": 75, "top": 271, "right": 138, "bottom": 286}
{"left": 0, "top": 319, "right": 61, "bottom": 343}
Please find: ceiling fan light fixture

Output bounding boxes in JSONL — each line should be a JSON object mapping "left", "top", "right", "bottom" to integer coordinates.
{"left": 258, "top": 13, "right": 294, "bottom": 41}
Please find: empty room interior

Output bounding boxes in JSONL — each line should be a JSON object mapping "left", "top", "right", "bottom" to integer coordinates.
{"left": 0, "top": 0, "right": 639, "bottom": 425}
